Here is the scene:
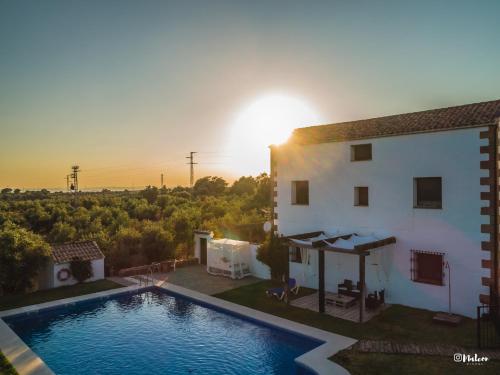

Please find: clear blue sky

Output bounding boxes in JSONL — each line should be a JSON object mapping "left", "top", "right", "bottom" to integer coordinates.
{"left": 1, "top": 0, "right": 499, "bottom": 188}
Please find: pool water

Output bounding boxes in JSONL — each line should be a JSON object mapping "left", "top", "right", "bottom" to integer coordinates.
{"left": 5, "top": 288, "right": 321, "bottom": 375}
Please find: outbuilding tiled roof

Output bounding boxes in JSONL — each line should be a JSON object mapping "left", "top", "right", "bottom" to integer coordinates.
{"left": 289, "top": 99, "right": 500, "bottom": 145}
{"left": 51, "top": 240, "right": 104, "bottom": 264}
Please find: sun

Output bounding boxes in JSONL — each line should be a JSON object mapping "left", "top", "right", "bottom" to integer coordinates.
{"left": 224, "top": 93, "right": 321, "bottom": 176}
{"left": 231, "top": 94, "right": 320, "bottom": 147}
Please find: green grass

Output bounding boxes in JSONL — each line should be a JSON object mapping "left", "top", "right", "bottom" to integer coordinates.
{"left": 0, "top": 280, "right": 122, "bottom": 312}
{"left": 333, "top": 349, "right": 500, "bottom": 375}
{"left": 214, "top": 280, "right": 476, "bottom": 347}
{"left": 0, "top": 351, "right": 18, "bottom": 375}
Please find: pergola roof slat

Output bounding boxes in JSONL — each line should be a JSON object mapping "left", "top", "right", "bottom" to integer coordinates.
{"left": 286, "top": 231, "right": 396, "bottom": 255}
{"left": 354, "top": 236, "right": 397, "bottom": 251}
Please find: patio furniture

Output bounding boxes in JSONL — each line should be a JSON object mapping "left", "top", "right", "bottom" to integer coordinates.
{"left": 338, "top": 279, "right": 361, "bottom": 298}
{"left": 266, "top": 287, "right": 286, "bottom": 301}
{"left": 365, "top": 289, "right": 385, "bottom": 310}
{"left": 265, "top": 278, "right": 300, "bottom": 301}
{"left": 325, "top": 293, "right": 357, "bottom": 308}
{"left": 289, "top": 278, "right": 300, "bottom": 295}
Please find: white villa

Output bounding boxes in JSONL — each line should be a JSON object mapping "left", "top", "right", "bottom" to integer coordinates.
{"left": 271, "top": 99, "right": 500, "bottom": 319}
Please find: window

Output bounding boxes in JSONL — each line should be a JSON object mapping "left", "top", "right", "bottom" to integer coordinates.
{"left": 351, "top": 144, "right": 372, "bottom": 161}
{"left": 290, "top": 247, "right": 310, "bottom": 264}
{"left": 292, "top": 181, "right": 309, "bottom": 205}
{"left": 414, "top": 177, "right": 442, "bottom": 209}
{"left": 411, "top": 250, "right": 444, "bottom": 285}
{"left": 354, "top": 186, "right": 369, "bottom": 206}
{"left": 290, "top": 247, "right": 302, "bottom": 263}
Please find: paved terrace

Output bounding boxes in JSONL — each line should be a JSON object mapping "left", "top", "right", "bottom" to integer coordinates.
{"left": 113, "top": 264, "right": 262, "bottom": 295}
{"left": 291, "top": 291, "right": 389, "bottom": 322}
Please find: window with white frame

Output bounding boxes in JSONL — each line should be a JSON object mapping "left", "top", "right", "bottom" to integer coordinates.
{"left": 414, "top": 177, "right": 442, "bottom": 209}
{"left": 351, "top": 143, "right": 372, "bottom": 161}
{"left": 354, "top": 186, "right": 369, "bottom": 206}
{"left": 291, "top": 181, "right": 309, "bottom": 205}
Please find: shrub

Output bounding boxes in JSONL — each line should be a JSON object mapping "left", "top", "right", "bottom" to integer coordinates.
{"left": 257, "top": 233, "right": 288, "bottom": 280}
{"left": 69, "top": 257, "right": 93, "bottom": 283}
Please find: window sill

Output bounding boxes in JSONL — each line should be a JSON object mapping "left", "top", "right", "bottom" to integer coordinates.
{"left": 350, "top": 159, "right": 372, "bottom": 162}
{"left": 354, "top": 204, "right": 369, "bottom": 207}
{"left": 291, "top": 203, "right": 309, "bottom": 206}
{"left": 413, "top": 206, "right": 442, "bottom": 210}
{"left": 412, "top": 278, "right": 444, "bottom": 286}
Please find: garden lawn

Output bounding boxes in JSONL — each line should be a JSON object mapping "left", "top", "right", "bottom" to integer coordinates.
{"left": 333, "top": 349, "right": 500, "bottom": 375}
{"left": 0, "top": 280, "right": 122, "bottom": 311}
{"left": 214, "top": 280, "right": 476, "bottom": 347}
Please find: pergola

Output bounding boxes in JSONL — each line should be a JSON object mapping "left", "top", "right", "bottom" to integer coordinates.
{"left": 285, "top": 231, "right": 396, "bottom": 323}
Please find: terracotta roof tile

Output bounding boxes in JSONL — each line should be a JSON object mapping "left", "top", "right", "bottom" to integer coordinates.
{"left": 290, "top": 99, "right": 500, "bottom": 145}
{"left": 51, "top": 240, "right": 104, "bottom": 264}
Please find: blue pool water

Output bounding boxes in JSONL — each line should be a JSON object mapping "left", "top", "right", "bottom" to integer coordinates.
{"left": 5, "top": 288, "right": 321, "bottom": 375}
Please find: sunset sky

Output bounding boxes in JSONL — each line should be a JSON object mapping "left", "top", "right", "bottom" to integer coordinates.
{"left": 1, "top": 0, "right": 499, "bottom": 190}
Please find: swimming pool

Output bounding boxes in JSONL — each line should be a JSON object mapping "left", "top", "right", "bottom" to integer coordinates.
{"left": 4, "top": 288, "right": 321, "bottom": 375}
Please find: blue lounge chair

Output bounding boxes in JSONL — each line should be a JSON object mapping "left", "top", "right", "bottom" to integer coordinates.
{"left": 289, "top": 278, "right": 300, "bottom": 295}
{"left": 266, "top": 287, "right": 286, "bottom": 300}
{"left": 266, "top": 278, "right": 300, "bottom": 300}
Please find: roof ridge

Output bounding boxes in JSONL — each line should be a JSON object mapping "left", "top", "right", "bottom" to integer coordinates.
{"left": 289, "top": 99, "right": 500, "bottom": 144}
{"left": 50, "top": 240, "right": 104, "bottom": 264}
{"left": 296, "top": 99, "right": 500, "bottom": 131}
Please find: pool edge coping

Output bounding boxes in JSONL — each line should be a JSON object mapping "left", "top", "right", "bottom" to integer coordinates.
{"left": 0, "top": 283, "right": 356, "bottom": 375}
{"left": 0, "top": 284, "right": 141, "bottom": 375}
{"left": 160, "top": 283, "right": 357, "bottom": 375}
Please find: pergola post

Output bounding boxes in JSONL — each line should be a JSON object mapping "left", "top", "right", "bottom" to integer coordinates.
{"left": 359, "top": 254, "right": 366, "bottom": 323}
{"left": 285, "top": 244, "right": 290, "bottom": 305}
{"left": 319, "top": 250, "right": 325, "bottom": 313}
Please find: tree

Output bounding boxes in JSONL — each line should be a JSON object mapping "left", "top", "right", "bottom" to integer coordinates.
{"left": 230, "top": 176, "right": 256, "bottom": 195}
{"left": 157, "top": 195, "right": 170, "bottom": 210}
{"left": 69, "top": 257, "right": 93, "bottom": 283}
{"left": 254, "top": 173, "right": 271, "bottom": 207}
{"left": 139, "top": 186, "right": 159, "bottom": 204}
{"left": 257, "top": 233, "right": 288, "bottom": 280}
{"left": 49, "top": 222, "right": 76, "bottom": 243}
{"left": 193, "top": 176, "right": 227, "bottom": 196}
{"left": 109, "top": 227, "right": 142, "bottom": 269}
{"left": 141, "top": 221, "right": 174, "bottom": 262}
{"left": 1, "top": 188, "right": 12, "bottom": 195}
{"left": 0, "top": 223, "right": 50, "bottom": 294}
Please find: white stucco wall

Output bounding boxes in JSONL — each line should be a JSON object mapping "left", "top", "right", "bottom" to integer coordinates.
{"left": 194, "top": 232, "right": 212, "bottom": 265}
{"left": 37, "top": 260, "right": 55, "bottom": 290}
{"left": 249, "top": 244, "right": 271, "bottom": 279}
{"left": 52, "top": 258, "right": 105, "bottom": 288}
{"left": 276, "top": 127, "right": 490, "bottom": 318}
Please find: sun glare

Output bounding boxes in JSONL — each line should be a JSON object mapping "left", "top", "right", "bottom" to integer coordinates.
{"left": 225, "top": 93, "right": 321, "bottom": 175}
{"left": 232, "top": 94, "right": 320, "bottom": 146}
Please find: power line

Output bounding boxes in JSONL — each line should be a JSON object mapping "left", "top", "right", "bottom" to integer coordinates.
{"left": 186, "top": 152, "right": 197, "bottom": 187}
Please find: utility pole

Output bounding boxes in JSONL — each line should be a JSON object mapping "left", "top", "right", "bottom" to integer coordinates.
{"left": 66, "top": 175, "right": 71, "bottom": 192}
{"left": 70, "top": 165, "right": 80, "bottom": 193}
{"left": 186, "top": 152, "right": 197, "bottom": 187}
{"left": 161, "top": 173, "right": 164, "bottom": 188}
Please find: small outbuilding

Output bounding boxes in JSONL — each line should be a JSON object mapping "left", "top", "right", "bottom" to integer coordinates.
{"left": 38, "top": 240, "right": 105, "bottom": 290}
